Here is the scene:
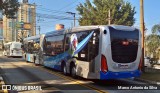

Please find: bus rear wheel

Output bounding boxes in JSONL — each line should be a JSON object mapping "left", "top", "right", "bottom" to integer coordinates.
{"left": 33, "top": 56, "right": 36, "bottom": 63}
{"left": 61, "top": 62, "right": 67, "bottom": 75}
{"left": 25, "top": 55, "right": 28, "bottom": 62}
{"left": 62, "top": 64, "right": 67, "bottom": 75}
{"left": 71, "top": 65, "right": 77, "bottom": 78}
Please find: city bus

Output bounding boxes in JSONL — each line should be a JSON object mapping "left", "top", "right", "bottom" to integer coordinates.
{"left": 23, "top": 35, "right": 40, "bottom": 63}
{"left": 3, "top": 42, "right": 22, "bottom": 57}
{"left": 41, "top": 25, "right": 142, "bottom": 80}
{"left": 23, "top": 34, "right": 45, "bottom": 64}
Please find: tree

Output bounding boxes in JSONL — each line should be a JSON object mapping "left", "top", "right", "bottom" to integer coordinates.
{"left": 0, "top": 0, "right": 19, "bottom": 18}
{"left": 152, "top": 24, "right": 160, "bottom": 34}
{"left": 146, "top": 24, "right": 160, "bottom": 58}
{"left": 146, "top": 34, "right": 160, "bottom": 57}
{"left": 76, "top": 0, "right": 136, "bottom": 26}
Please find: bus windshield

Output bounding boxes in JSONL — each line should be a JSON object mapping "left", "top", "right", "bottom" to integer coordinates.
{"left": 13, "top": 43, "right": 21, "bottom": 49}
{"left": 109, "top": 27, "right": 139, "bottom": 63}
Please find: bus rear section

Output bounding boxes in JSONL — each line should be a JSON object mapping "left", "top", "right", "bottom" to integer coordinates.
{"left": 23, "top": 35, "right": 41, "bottom": 63}
{"left": 10, "top": 42, "right": 22, "bottom": 57}
{"left": 4, "top": 42, "right": 22, "bottom": 57}
{"left": 100, "top": 26, "right": 141, "bottom": 80}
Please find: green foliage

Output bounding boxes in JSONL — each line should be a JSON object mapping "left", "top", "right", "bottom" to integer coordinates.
{"left": 146, "top": 24, "right": 160, "bottom": 57}
{"left": 146, "top": 34, "right": 160, "bottom": 57}
{"left": 151, "top": 24, "right": 160, "bottom": 34}
{"left": 76, "top": 0, "right": 136, "bottom": 26}
{"left": 0, "top": 0, "right": 19, "bottom": 18}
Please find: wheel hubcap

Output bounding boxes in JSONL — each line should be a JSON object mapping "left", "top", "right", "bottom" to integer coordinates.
{"left": 63, "top": 66, "right": 66, "bottom": 74}
{"left": 72, "top": 67, "right": 75, "bottom": 76}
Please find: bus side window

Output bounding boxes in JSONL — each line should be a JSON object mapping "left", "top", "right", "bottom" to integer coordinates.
{"left": 88, "top": 29, "right": 100, "bottom": 61}
{"left": 64, "top": 34, "right": 71, "bottom": 51}
{"left": 45, "top": 35, "right": 64, "bottom": 56}
{"left": 43, "top": 38, "right": 47, "bottom": 52}
{"left": 76, "top": 29, "right": 100, "bottom": 62}
{"left": 76, "top": 31, "right": 89, "bottom": 61}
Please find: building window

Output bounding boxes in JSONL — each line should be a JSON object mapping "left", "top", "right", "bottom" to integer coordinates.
{"left": 9, "top": 22, "right": 12, "bottom": 27}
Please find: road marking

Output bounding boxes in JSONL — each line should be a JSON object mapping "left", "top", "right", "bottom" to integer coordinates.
{"left": 38, "top": 66, "right": 108, "bottom": 93}
{"left": 1, "top": 57, "right": 108, "bottom": 93}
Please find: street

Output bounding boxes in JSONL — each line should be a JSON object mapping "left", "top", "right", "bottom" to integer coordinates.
{"left": 0, "top": 56, "right": 160, "bottom": 93}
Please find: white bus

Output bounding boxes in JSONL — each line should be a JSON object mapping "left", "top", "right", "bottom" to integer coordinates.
{"left": 3, "top": 42, "right": 22, "bottom": 57}
{"left": 38, "top": 25, "right": 142, "bottom": 80}
{"left": 23, "top": 34, "right": 45, "bottom": 64}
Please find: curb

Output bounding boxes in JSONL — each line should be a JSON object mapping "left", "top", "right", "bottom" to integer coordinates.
{"left": 0, "top": 76, "right": 8, "bottom": 93}
{"left": 135, "top": 78, "right": 160, "bottom": 86}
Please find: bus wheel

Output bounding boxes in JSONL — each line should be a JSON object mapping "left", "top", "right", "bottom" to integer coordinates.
{"left": 34, "top": 57, "right": 36, "bottom": 63}
{"left": 62, "top": 64, "right": 67, "bottom": 75}
{"left": 71, "top": 65, "right": 77, "bottom": 78}
{"left": 25, "top": 55, "right": 28, "bottom": 62}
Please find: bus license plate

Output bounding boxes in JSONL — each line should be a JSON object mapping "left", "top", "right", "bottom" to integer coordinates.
{"left": 118, "top": 64, "right": 129, "bottom": 69}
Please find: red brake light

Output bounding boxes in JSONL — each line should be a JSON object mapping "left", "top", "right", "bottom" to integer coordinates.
{"left": 101, "top": 55, "right": 108, "bottom": 73}
{"left": 122, "top": 41, "right": 129, "bottom": 46}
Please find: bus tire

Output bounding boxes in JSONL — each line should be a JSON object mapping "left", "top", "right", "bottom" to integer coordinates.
{"left": 71, "top": 64, "right": 77, "bottom": 78}
{"left": 33, "top": 56, "right": 36, "bottom": 63}
{"left": 62, "top": 64, "right": 67, "bottom": 75}
{"left": 24, "top": 55, "right": 27, "bottom": 62}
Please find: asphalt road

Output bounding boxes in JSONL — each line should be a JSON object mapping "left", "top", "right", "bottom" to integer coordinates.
{"left": 0, "top": 56, "right": 160, "bottom": 93}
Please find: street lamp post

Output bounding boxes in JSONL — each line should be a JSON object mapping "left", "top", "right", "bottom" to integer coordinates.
{"left": 66, "top": 12, "right": 76, "bottom": 27}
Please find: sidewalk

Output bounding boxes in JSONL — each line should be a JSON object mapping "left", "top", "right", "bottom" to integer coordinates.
{"left": 135, "top": 69, "right": 160, "bottom": 85}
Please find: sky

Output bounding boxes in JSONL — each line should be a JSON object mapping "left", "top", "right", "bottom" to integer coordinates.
{"left": 25, "top": 0, "right": 160, "bottom": 35}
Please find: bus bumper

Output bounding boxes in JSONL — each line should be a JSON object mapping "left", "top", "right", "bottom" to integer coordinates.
{"left": 100, "top": 70, "right": 141, "bottom": 80}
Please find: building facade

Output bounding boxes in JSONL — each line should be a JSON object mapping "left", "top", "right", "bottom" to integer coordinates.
{"left": 0, "top": 19, "right": 2, "bottom": 37}
{"left": 0, "top": 14, "right": 3, "bottom": 50}
{"left": 3, "top": 0, "right": 36, "bottom": 43}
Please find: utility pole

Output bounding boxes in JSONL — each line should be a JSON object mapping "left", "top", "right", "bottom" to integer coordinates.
{"left": 66, "top": 12, "right": 76, "bottom": 27}
{"left": 140, "top": 0, "right": 145, "bottom": 72}
{"left": 108, "top": 9, "right": 111, "bottom": 25}
{"left": 38, "top": 26, "right": 40, "bottom": 35}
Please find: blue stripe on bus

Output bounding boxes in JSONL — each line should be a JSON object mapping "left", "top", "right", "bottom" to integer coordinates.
{"left": 100, "top": 70, "right": 141, "bottom": 80}
{"left": 44, "top": 52, "right": 70, "bottom": 70}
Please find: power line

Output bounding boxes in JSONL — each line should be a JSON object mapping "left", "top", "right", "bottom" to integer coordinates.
{"left": 18, "top": 9, "right": 78, "bottom": 20}
{"left": 36, "top": 7, "right": 67, "bottom": 14}
{"left": 58, "top": 0, "right": 79, "bottom": 10}
{"left": 36, "top": 0, "right": 79, "bottom": 16}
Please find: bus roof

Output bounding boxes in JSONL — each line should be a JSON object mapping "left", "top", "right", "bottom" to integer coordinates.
{"left": 70, "top": 26, "right": 99, "bottom": 32}
{"left": 44, "top": 25, "right": 139, "bottom": 37}
{"left": 109, "top": 25, "right": 138, "bottom": 31}
{"left": 70, "top": 25, "right": 138, "bottom": 32}
{"left": 45, "top": 29, "right": 65, "bottom": 37}
{"left": 4, "top": 42, "right": 21, "bottom": 45}
{"left": 24, "top": 35, "right": 40, "bottom": 41}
